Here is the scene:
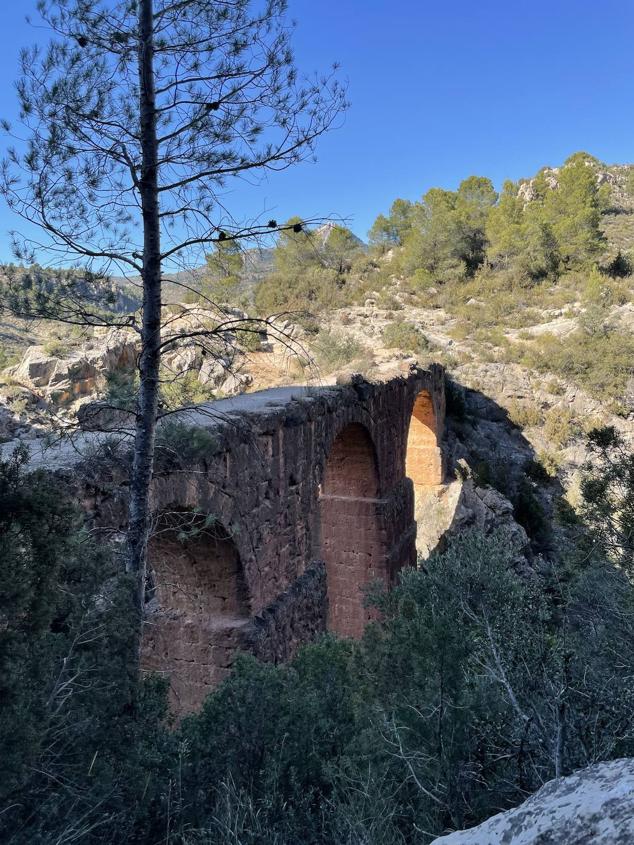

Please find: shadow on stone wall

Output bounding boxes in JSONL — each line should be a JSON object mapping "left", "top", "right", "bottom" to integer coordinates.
{"left": 421, "top": 379, "right": 568, "bottom": 564}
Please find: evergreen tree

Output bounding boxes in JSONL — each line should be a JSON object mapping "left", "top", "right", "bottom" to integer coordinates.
{"left": 1, "top": 0, "right": 346, "bottom": 650}
{"left": 322, "top": 225, "right": 363, "bottom": 274}
{"left": 519, "top": 207, "right": 561, "bottom": 280}
{"left": 401, "top": 178, "right": 495, "bottom": 281}
{"left": 454, "top": 175, "right": 497, "bottom": 274}
{"left": 274, "top": 217, "right": 324, "bottom": 275}
{"left": 0, "top": 446, "right": 170, "bottom": 842}
{"left": 368, "top": 198, "right": 414, "bottom": 248}
{"left": 202, "top": 239, "right": 244, "bottom": 304}
{"left": 580, "top": 426, "right": 634, "bottom": 566}
{"left": 543, "top": 157, "right": 605, "bottom": 267}
{"left": 487, "top": 179, "right": 561, "bottom": 281}
{"left": 401, "top": 188, "right": 459, "bottom": 279}
{"left": 486, "top": 180, "right": 525, "bottom": 267}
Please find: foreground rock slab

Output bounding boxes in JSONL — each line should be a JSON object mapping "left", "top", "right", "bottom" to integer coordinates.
{"left": 430, "top": 758, "right": 634, "bottom": 844}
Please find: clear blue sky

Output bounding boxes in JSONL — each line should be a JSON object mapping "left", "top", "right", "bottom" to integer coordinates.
{"left": 0, "top": 0, "right": 633, "bottom": 260}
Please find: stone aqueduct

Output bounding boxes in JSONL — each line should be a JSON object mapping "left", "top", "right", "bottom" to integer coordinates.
{"left": 84, "top": 364, "right": 445, "bottom": 715}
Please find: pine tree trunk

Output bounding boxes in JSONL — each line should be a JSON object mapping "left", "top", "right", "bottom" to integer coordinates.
{"left": 127, "top": 0, "right": 161, "bottom": 653}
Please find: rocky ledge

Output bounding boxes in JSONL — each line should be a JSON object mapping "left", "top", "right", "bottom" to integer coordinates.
{"left": 431, "top": 758, "right": 634, "bottom": 844}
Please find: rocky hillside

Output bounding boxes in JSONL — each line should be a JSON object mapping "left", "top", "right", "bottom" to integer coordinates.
{"left": 2, "top": 156, "right": 634, "bottom": 844}
{"left": 1, "top": 154, "right": 633, "bottom": 562}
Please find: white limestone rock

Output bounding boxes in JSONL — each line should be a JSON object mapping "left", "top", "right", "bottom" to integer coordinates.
{"left": 430, "top": 758, "right": 634, "bottom": 845}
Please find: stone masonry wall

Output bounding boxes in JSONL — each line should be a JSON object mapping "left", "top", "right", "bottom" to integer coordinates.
{"left": 246, "top": 561, "right": 328, "bottom": 665}
{"left": 68, "top": 364, "right": 445, "bottom": 715}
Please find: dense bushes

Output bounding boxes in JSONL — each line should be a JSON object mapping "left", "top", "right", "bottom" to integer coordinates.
{"left": 254, "top": 221, "right": 365, "bottom": 316}
{"left": 382, "top": 320, "right": 430, "bottom": 355}
{"left": 3, "top": 443, "right": 634, "bottom": 842}
{"left": 368, "top": 155, "right": 633, "bottom": 405}
{"left": 579, "top": 426, "right": 634, "bottom": 566}
{"left": 0, "top": 445, "right": 171, "bottom": 844}
{"left": 311, "top": 328, "right": 367, "bottom": 372}
{"left": 518, "top": 326, "right": 634, "bottom": 409}
{"left": 170, "top": 528, "right": 634, "bottom": 842}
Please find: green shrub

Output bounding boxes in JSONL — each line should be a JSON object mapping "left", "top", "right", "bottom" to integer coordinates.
{"left": 604, "top": 250, "right": 632, "bottom": 279}
{"left": 160, "top": 368, "right": 216, "bottom": 409}
{"left": 105, "top": 367, "right": 139, "bottom": 409}
{"left": 513, "top": 476, "right": 550, "bottom": 543}
{"left": 311, "top": 330, "right": 366, "bottom": 372}
{"left": 448, "top": 321, "right": 471, "bottom": 341}
{"left": 535, "top": 449, "right": 562, "bottom": 478}
{"left": 545, "top": 378, "right": 566, "bottom": 396}
{"left": 254, "top": 267, "right": 343, "bottom": 315}
{"left": 376, "top": 291, "right": 403, "bottom": 310}
{"left": 519, "top": 327, "right": 634, "bottom": 403}
{"left": 579, "top": 426, "right": 634, "bottom": 565}
{"left": 0, "top": 446, "right": 171, "bottom": 843}
{"left": 382, "top": 320, "right": 430, "bottom": 355}
{"left": 507, "top": 399, "right": 544, "bottom": 429}
{"left": 0, "top": 344, "right": 21, "bottom": 370}
{"left": 524, "top": 456, "right": 551, "bottom": 482}
{"left": 42, "top": 336, "right": 70, "bottom": 357}
{"left": 237, "top": 324, "right": 264, "bottom": 352}
{"left": 108, "top": 364, "right": 218, "bottom": 413}
{"left": 543, "top": 406, "right": 578, "bottom": 447}
{"left": 471, "top": 458, "right": 513, "bottom": 496}
{"left": 155, "top": 420, "right": 218, "bottom": 465}
{"left": 473, "top": 325, "right": 511, "bottom": 349}
{"left": 554, "top": 494, "right": 581, "bottom": 526}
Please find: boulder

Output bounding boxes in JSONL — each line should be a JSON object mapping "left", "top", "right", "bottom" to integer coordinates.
{"left": 163, "top": 345, "right": 203, "bottom": 375}
{"left": 10, "top": 330, "right": 138, "bottom": 405}
{"left": 13, "top": 346, "right": 60, "bottom": 386}
{"left": 218, "top": 371, "right": 252, "bottom": 396}
{"left": 430, "top": 758, "right": 634, "bottom": 844}
{"left": 12, "top": 330, "right": 136, "bottom": 387}
{"left": 415, "top": 478, "right": 463, "bottom": 557}
{"left": 198, "top": 356, "right": 232, "bottom": 387}
{"left": 448, "top": 475, "right": 529, "bottom": 556}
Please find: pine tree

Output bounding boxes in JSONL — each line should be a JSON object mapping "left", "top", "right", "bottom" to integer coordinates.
{"left": 1, "top": 0, "right": 346, "bottom": 655}
{"left": 203, "top": 239, "right": 244, "bottom": 304}
{"left": 368, "top": 198, "right": 414, "bottom": 249}
{"left": 543, "top": 157, "right": 605, "bottom": 267}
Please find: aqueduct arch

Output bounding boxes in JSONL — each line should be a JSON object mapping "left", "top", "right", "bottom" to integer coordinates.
{"left": 142, "top": 510, "right": 250, "bottom": 713}
{"left": 319, "top": 423, "right": 387, "bottom": 639}
{"left": 406, "top": 389, "right": 444, "bottom": 490}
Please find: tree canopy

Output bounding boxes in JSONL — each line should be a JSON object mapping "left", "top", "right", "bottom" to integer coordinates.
{"left": 368, "top": 153, "right": 610, "bottom": 287}
{"left": 254, "top": 219, "right": 363, "bottom": 314}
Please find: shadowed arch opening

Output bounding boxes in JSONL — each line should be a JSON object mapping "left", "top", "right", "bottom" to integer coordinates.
{"left": 321, "top": 422, "right": 380, "bottom": 498}
{"left": 319, "top": 423, "right": 387, "bottom": 638}
{"left": 406, "top": 390, "right": 443, "bottom": 488}
{"left": 142, "top": 510, "right": 250, "bottom": 716}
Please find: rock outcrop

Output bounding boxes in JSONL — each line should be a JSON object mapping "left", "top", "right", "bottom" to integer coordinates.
{"left": 3, "top": 308, "right": 306, "bottom": 428}
{"left": 414, "top": 473, "right": 529, "bottom": 560}
{"left": 10, "top": 329, "right": 137, "bottom": 406}
{"left": 431, "top": 758, "right": 634, "bottom": 844}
